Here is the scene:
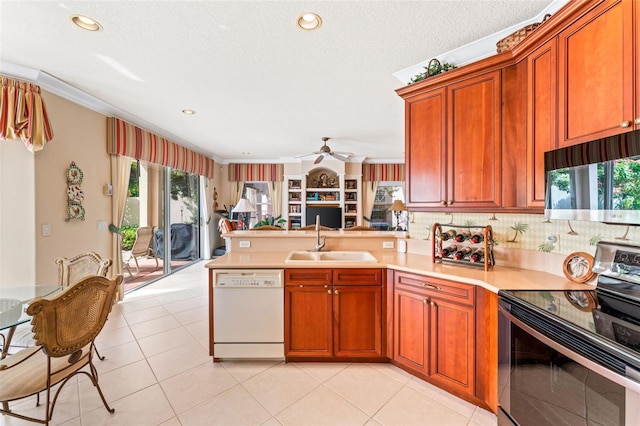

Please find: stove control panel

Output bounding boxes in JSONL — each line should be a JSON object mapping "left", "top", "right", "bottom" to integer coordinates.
{"left": 594, "top": 242, "right": 640, "bottom": 284}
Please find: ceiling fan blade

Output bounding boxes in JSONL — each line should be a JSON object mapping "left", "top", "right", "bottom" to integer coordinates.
{"left": 314, "top": 154, "right": 325, "bottom": 164}
{"left": 330, "top": 152, "right": 349, "bottom": 162}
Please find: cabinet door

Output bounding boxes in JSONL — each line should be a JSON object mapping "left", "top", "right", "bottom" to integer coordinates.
{"left": 393, "top": 286, "right": 429, "bottom": 374}
{"left": 527, "top": 38, "right": 558, "bottom": 208}
{"left": 333, "top": 286, "right": 382, "bottom": 357}
{"left": 429, "top": 297, "right": 475, "bottom": 393}
{"left": 284, "top": 285, "right": 333, "bottom": 357}
{"left": 558, "top": 0, "right": 633, "bottom": 147}
{"left": 405, "top": 87, "right": 447, "bottom": 208}
{"left": 447, "top": 71, "right": 501, "bottom": 209}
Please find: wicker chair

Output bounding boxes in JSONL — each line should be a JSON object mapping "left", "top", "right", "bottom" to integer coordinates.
{"left": 296, "top": 224, "right": 335, "bottom": 231}
{"left": 250, "top": 225, "right": 284, "bottom": 230}
{"left": 0, "top": 275, "right": 122, "bottom": 425}
{"left": 55, "top": 252, "right": 112, "bottom": 287}
{"left": 343, "top": 225, "right": 376, "bottom": 231}
{"left": 55, "top": 252, "right": 113, "bottom": 361}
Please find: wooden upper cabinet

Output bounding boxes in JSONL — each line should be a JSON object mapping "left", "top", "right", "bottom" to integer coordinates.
{"left": 447, "top": 71, "right": 501, "bottom": 209}
{"left": 405, "top": 87, "right": 447, "bottom": 208}
{"left": 403, "top": 71, "right": 501, "bottom": 210}
{"left": 558, "top": 0, "right": 634, "bottom": 147}
{"left": 527, "top": 37, "right": 558, "bottom": 207}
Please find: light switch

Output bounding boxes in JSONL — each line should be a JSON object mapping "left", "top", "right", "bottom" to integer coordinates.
{"left": 97, "top": 220, "right": 108, "bottom": 231}
{"left": 42, "top": 224, "right": 51, "bottom": 237}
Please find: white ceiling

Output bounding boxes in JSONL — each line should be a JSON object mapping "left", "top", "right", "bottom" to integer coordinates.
{"left": 0, "top": 1, "right": 561, "bottom": 164}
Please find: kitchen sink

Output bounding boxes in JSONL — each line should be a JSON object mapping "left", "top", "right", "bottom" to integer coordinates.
{"left": 285, "top": 250, "right": 377, "bottom": 263}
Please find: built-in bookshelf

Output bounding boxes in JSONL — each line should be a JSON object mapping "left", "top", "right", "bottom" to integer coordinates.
{"left": 284, "top": 170, "right": 362, "bottom": 229}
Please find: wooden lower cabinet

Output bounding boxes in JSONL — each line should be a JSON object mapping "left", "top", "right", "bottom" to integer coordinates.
{"left": 285, "top": 268, "right": 383, "bottom": 359}
{"left": 392, "top": 271, "right": 495, "bottom": 411}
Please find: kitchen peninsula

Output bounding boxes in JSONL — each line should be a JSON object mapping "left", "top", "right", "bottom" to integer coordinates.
{"left": 206, "top": 230, "right": 591, "bottom": 413}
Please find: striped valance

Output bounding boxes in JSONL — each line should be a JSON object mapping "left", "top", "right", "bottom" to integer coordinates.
{"left": 545, "top": 129, "right": 640, "bottom": 171}
{"left": 107, "top": 117, "right": 215, "bottom": 178}
{"left": 362, "top": 163, "right": 405, "bottom": 181}
{"left": 228, "top": 163, "right": 284, "bottom": 181}
{"left": 1, "top": 76, "right": 54, "bottom": 152}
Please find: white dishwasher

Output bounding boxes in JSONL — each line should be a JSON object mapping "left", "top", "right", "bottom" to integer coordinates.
{"left": 213, "top": 269, "right": 284, "bottom": 359}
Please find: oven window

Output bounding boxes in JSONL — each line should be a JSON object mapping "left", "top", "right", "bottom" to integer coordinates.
{"left": 508, "top": 323, "right": 625, "bottom": 426}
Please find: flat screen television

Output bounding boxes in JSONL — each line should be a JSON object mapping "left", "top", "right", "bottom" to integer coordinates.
{"left": 306, "top": 206, "right": 342, "bottom": 229}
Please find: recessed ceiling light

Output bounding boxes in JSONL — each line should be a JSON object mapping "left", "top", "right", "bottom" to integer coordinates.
{"left": 242, "top": 151, "right": 251, "bottom": 155}
{"left": 182, "top": 109, "right": 196, "bottom": 115}
{"left": 70, "top": 15, "right": 103, "bottom": 32}
{"left": 296, "top": 13, "right": 322, "bottom": 31}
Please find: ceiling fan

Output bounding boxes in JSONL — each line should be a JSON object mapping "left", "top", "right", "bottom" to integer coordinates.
{"left": 296, "top": 137, "right": 352, "bottom": 164}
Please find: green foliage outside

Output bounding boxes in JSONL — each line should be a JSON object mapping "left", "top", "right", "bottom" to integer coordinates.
{"left": 121, "top": 225, "right": 138, "bottom": 250}
{"left": 128, "top": 162, "right": 140, "bottom": 197}
{"left": 253, "top": 215, "right": 287, "bottom": 228}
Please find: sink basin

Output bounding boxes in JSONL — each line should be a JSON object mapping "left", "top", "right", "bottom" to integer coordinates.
{"left": 285, "top": 250, "right": 377, "bottom": 263}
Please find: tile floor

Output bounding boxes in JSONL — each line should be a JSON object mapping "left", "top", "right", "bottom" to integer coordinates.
{"left": 2, "top": 261, "right": 497, "bottom": 426}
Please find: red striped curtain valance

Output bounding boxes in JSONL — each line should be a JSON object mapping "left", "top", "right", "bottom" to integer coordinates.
{"left": 228, "top": 163, "right": 284, "bottom": 181}
{"left": 107, "top": 117, "right": 215, "bottom": 178}
{"left": 0, "top": 76, "right": 54, "bottom": 152}
{"left": 362, "top": 164, "right": 405, "bottom": 181}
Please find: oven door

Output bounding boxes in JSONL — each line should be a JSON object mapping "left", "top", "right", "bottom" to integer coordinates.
{"left": 498, "top": 297, "right": 640, "bottom": 426}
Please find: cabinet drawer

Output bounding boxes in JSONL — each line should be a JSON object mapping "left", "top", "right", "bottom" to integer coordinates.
{"left": 285, "top": 269, "right": 332, "bottom": 285}
{"left": 333, "top": 268, "right": 383, "bottom": 286}
{"left": 394, "top": 272, "right": 475, "bottom": 306}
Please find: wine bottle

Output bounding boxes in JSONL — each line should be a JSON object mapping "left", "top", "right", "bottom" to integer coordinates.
{"left": 470, "top": 249, "right": 484, "bottom": 263}
{"left": 440, "top": 244, "right": 458, "bottom": 258}
{"left": 440, "top": 229, "right": 457, "bottom": 241}
{"left": 469, "top": 232, "right": 484, "bottom": 244}
{"left": 454, "top": 231, "right": 471, "bottom": 242}
{"left": 453, "top": 247, "right": 472, "bottom": 260}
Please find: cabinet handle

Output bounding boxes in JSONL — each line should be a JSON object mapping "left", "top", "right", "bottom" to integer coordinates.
{"left": 440, "top": 200, "right": 446, "bottom": 206}
{"left": 447, "top": 200, "right": 453, "bottom": 206}
{"left": 620, "top": 121, "right": 631, "bottom": 128}
{"left": 635, "top": 118, "right": 640, "bottom": 125}
{"left": 430, "top": 301, "right": 436, "bottom": 307}
{"left": 328, "top": 289, "right": 332, "bottom": 294}
{"left": 422, "top": 283, "right": 441, "bottom": 290}
{"left": 300, "top": 285, "right": 304, "bottom": 288}
{"left": 423, "top": 299, "right": 427, "bottom": 304}
{"left": 334, "top": 289, "right": 339, "bottom": 295}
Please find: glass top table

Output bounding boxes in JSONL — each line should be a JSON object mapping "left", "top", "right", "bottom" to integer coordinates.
{"left": 0, "top": 285, "right": 62, "bottom": 359}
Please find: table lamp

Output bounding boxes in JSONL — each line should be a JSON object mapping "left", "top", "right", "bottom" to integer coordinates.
{"left": 390, "top": 199, "right": 407, "bottom": 231}
{"left": 233, "top": 198, "right": 255, "bottom": 230}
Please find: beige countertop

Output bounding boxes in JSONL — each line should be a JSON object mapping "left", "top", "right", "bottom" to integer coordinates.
{"left": 204, "top": 250, "right": 595, "bottom": 293}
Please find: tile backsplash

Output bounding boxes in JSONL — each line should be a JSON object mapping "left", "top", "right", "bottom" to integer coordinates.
{"left": 408, "top": 212, "right": 640, "bottom": 258}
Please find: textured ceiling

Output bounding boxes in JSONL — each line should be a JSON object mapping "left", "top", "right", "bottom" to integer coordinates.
{"left": 0, "top": 1, "right": 555, "bottom": 163}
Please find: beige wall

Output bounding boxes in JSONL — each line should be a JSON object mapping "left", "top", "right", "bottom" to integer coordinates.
{"left": 34, "top": 92, "right": 112, "bottom": 284}
{"left": 0, "top": 139, "right": 36, "bottom": 286}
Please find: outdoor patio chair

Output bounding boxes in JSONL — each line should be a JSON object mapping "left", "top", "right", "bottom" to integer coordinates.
{"left": 124, "top": 226, "right": 159, "bottom": 274}
{"left": 0, "top": 275, "right": 121, "bottom": 425}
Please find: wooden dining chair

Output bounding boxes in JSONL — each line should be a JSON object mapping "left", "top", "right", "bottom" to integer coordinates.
{"left": 0, "top": 275, "right": 122, "bottom": 425}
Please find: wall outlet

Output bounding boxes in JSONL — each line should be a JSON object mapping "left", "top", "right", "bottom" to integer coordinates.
{"left": 239, "top": 241, "right": 251, "bottom": 248}
{"left": 383, "top": 241, "right": 394, "bottom": 249}
{"left": 42, "top": 224, "right": 51, "bottom": 237}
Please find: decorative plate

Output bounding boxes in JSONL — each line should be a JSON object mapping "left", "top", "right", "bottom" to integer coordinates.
{"left": 562, "top": 251, "right": 596, "bottom": 283}
{"left": 66, "top": 162, "right": 83, "bottom": 184}
{"left": 564, "top": 290, "right": 597, "bottom": 311}
{"left": 67, "top": 203, "right": 85, "bottom": 221}
{"left": 67, "top": 184, "right": 85, "bottom": 203}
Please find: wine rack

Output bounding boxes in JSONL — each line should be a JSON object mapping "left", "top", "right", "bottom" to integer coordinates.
{"left": 431, "top": 223, "right": 494, "bottom": 271}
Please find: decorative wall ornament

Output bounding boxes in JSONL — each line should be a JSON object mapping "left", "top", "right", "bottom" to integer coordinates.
{"left": 65, "top": 162, "right": 85, "bottom": 222}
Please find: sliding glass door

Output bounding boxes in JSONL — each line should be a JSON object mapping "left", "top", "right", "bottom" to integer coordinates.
{"left": 122, "top": 161, "right": 200, "bottom": 292}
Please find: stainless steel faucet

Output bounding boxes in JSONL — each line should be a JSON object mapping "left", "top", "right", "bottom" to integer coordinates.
{"left": 315, "top": 214, "right": 325, "bottom": 251}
